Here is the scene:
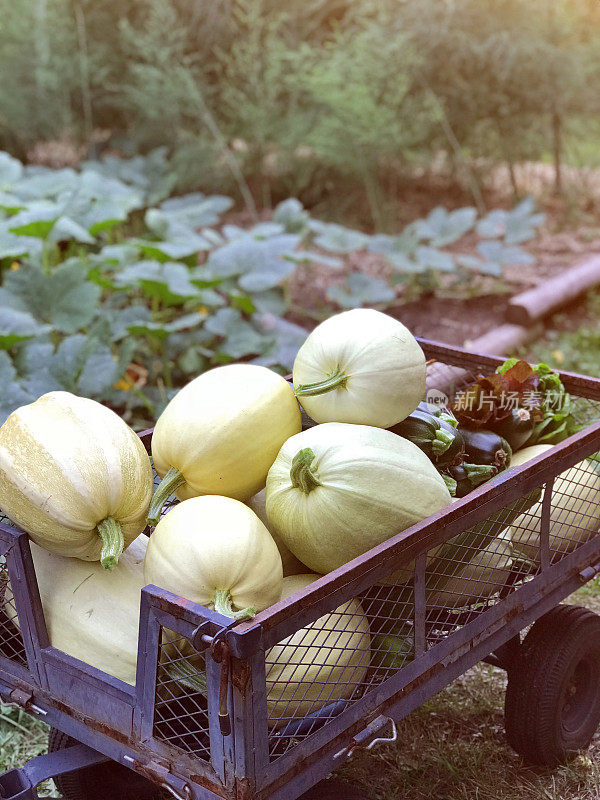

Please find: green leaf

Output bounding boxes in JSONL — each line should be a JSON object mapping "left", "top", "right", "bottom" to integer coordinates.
{"left": 0, "top": 351, "right": 33, "bottom": 423}
{"left": 415, "top": 206, "right": 477, "bottom": 246}
{"left": 128, "top": 312, "right": 206, "bottom": 341}
{"left": 209, "top": 234, "right": 300, "bottom": 289}
{"left": 0, "top": 153, "right": 23, "bottom": 190}
{"left": 415, "top": 246, "right": 457, "bottom": 272}
{"left": 204, "top": 308, "right": 270, "bottom": 359}
{"left": 252, "top": 314, "right": 307, "bottom": 370}
{"left": 309, "top": 221, "right": 370, "bottom": 253}
{"left": 4, "top": 262, "right": 101, "bottom": 333}
{"left": 49, "top": 216, "right": 96, "bottom": 245}
{"left": 0, "top": 308, "right": 51, "bottom": 348}
{"left": 476, "top": 241, "right": 534, "bottom": 274}
{"left": 156, "top": 192, "right": 233, "bottom": 229}
{"left": 326, "top": 272, "right": 395, "bottom": 308}
{"left": 115, "top": 260, "right": 201, "bottom": 303}
{"left": 273, "top": 198, "right": 310, "bottom": 233}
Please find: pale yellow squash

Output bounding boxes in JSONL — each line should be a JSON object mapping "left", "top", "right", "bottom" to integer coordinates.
{"left": 266, "top": 423, "right": 451, "bottom": 575}
{"left": 247, "top": 489, "right": 307, "bottom": 577}
{"left": 428, "top": 531, "right": 513, "bottom": 608}
{"left": 293, "top": 309, "right": 426, "bottom": 428}
{"left": 6, "top": 535, "right": 148, "bottom": 684}
{"left": 265, "top": 574, "right": 370, "bottom": 726}
{"left": 508, "top": 444, "right": 600, "bottom": 562}
{"left": 0, "top": 392, "right": 153, "bottom": 569}
{"left": 144, "top": 495, "right": 283, "bottom": 619}
{"left": 148, "top": 364, "right": 301, "bottom": 523}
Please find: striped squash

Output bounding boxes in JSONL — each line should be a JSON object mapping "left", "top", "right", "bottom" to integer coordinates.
{"left": 0, "top": 392, "right": 153, "bottom": 569}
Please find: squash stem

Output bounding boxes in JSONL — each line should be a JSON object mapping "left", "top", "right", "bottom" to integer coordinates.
{"left": 290, "top": 448, "right": 321, "bottom": 494}
{"left": 295, "top": 368, "right": 347, "bottom": 397}
{"left": 213, "top": 589, "right": 255, "bottom": 621}
{"left": 165, "top": 661, "right": 207, "bottom": 695}
{"left": 147, "top": 466, "right": 186, "bottom": 526}
{"left": 97, "top": 517, "right": 124, "bottom": 571}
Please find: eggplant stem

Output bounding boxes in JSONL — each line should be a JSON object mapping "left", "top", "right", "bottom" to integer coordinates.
{"left": 295, "top": 368, "right": 347, "bottom": 397}
{"left": 147, "top": 466, "right": 186, "bottom": 526}
{"left": 442, "top": 474, "right": 457, "bottom": 496}
{"left": 97, "top": 517, "right": 124, "bottom": 571}
{"left": 213, "top": 589, "right": 255, "bottom": 621}
{"left": 431, "top": 429, "right": 454, "bottom": 455}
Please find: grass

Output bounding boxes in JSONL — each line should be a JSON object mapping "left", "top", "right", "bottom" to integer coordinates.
{"left": 337, "top": 586, "right": 600, "bottom": 800}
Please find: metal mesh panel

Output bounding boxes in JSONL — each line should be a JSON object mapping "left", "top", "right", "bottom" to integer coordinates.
{"left": 266, "top": 365, "right": 600, "bottom": 761}
{"left": 153, "top": 627, "right": 210, "bottom": 759}
{"left": 0, "top": 527, "right": 28, "bottom": 668}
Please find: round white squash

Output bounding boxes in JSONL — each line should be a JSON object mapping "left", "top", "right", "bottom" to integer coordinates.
{"left": 265, "top": 423, "right": 452, "bottom": 575}
{"left": 508, "top": 445, "right": 600, "bottom": 562}
{"left": 0, "top": 392, "right": 153, "bottom": 569}
{"left": 148, "top": 364, "right": 301, "bottom": 523}
{"left": 265, "top": 574, "right": 370, "bottom": 726}
{"left": 144, "top": 495, "right": 283, "bottom": 619}
{"left": 428, "top": 531, "right": 513, "bottom": 608}
{"left": 293, "top": 309, "right": 426, "bottom": 428}
{"left": 6, "top": 535, "right": 149, "bottom": 684}
{"left": 510, "top": 444, "right": 554, "bottom": 467}
{"left": 247, "top": 489, "right": 307, "bottom": 577}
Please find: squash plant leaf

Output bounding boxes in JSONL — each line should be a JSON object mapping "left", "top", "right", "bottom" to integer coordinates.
{"left": 415, "top": 206, "right": 477, "bottom": 247}
{"left": 327, "top": 272, "right": 396, "bottom": 308}
{"left": 0, "top": 152, "right": 23, "bottom": 190}
{"left": 273, "top": 198, "right": 310, "bottom": 233}
{"left": 3, "top": 262, "right": 101, "bottom": 334}
{"left": 309, "top": 221, "right": 370, "bottom": 253}
{"left": 0, "top": 352, "right": 33, "bottom": 423}
{"left": 0, "top": 308, "right": 51, "bottom": 348}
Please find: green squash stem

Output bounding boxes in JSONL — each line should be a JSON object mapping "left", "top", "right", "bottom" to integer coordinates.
{"left": 97, "top": 517, "right": 124, "bottom": 571}
{"left": 290, "top": 448, "right": 321, "bottom": 494}
{"left": 165, "top": 661, "right": 207, "bottom": 694}
{"left": 295, "top": 368, "right": 347, "bottom": 397}
{"left": 147, "top": 466, "right": 186, "bottom": 526}
{"left": 213, "top": 588, "right": 255, "bottom": 621}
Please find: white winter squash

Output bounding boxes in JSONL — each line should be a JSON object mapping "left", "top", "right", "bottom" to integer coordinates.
{"left": 428, "top": 531, "right": 513, "bottom": 608}
{"left": 247, "top": 489, "right": 307, "bottom": 577}
{"left": 266, "top": 423, "right": 451, "bottom": 575}
{"left": 508, "top": 445, "right": 600, "bottom": 562}
{"left": 144, "top": 495, "right": 283, "bottom": 619}
{"left": 293, "top": 309, "right": 426, "bottom": 428}
{"left": 6, "top": 535, "right": 148, "bottom": 684}
{"left": 0, "top": 392, "right": 153, "bottom": 569}
{"left": 265, "top": 574, "right": 370, "bottom": 726}
{"left": 148, "top": 364, "right": 301, "bottom": 523}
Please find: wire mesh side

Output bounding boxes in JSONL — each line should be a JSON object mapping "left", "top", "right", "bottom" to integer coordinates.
{"left": 0, "top": 531, "right": 28, "bottom": 667}
{"left": 152, "top": 626, "right": 210, "bottom": 759}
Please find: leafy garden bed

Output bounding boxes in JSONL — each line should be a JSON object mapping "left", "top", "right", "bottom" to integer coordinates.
{"left": 0, "top": 150, "right": 545, "bottom": 428}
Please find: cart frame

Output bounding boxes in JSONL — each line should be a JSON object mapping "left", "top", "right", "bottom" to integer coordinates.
{"left": 1, "top": 338, "right": 600, "bottom": 800}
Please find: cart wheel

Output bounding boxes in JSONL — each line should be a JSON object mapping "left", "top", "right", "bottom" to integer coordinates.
{"left": 48, "top": 728, "right": 162, "bottom": 800}
{"left": 299, "top": 778, "right": 371, "bottom": 799}
{"left": 505, "top": 604, "right": 600, "bottom": 766}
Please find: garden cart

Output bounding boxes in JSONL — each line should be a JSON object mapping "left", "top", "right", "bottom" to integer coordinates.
{"left": 1, "top": 339, "right": 600, "bottom": 800}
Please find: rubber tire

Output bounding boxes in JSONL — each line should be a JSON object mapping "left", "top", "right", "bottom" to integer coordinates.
{"left": 505, "top": 604, "right": 600, "bottom": 766}
{"left": 48, "top": 728, "right": 162, "bottom": 800}
{"left": 299, "top": 778, "right": 371, "bottom": 800}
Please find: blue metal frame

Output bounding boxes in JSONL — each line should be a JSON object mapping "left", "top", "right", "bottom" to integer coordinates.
{"left": 1, "top": 341, "right": 600, "bottom": 800}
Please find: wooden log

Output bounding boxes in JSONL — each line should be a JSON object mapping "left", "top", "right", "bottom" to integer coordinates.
{"left": 507, "top": 254, "right": 600, "bottom": 326}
